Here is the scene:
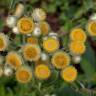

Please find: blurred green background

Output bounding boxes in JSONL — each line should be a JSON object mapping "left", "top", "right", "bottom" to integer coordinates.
{"left": 0, "top": 0, "right": 96, "bottom": 96}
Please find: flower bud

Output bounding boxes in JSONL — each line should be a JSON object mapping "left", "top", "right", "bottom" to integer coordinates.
{"left": 6, "top": 16, "right": 17, "bottom": 28}
{"left": 4, "top": 66, "right": 13, "bottom": 76}
{"left": 33, "top": 26, "right": 41, "bottom": 37}
{"left": 14, "top": 3, "right": 24, "bottom": 18}
{"left": 12, "top": 26, "right": 19, "bottom": 34}
{"left": 72, "top": 55, "right": 81, "bottom": 64}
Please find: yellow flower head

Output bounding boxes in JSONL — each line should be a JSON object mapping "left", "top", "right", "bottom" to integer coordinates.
{"left": 17, "top": 17, "right": 35, "bottom": 34}
{"left": 43, "top": 37, "right": 60, "bottom": 53}
{"left": 69, "top": 41, "right": 86, "bottom": 55}
{"left": 16, "top": 66, "right": 32, "bottom": 83}
{"left": 39, "top": 21, "right": 50, "bottom": 35}
{"left": 23, "top": 44, "right": 41, "bottom": 61}
{"left": 51, "top": 51, "right": 70, "bottom": 69}
{"left": 32, "top": 8, "right": 46, "bottom": 21}
{"left": 61, "top": 66, "right": 77, "bottom": 82}
{"left": 87, "top": 21, "right": 96, "bottom": 36}
{"left": 6, "top": 51, "right": 22, "bottom": 69}
{"left": 27, "top": 37, "right": 38, "bottom": 44}
{"left": 35, "top": 64, "right": 51, "bottom": 80}
{"left": 70, "top": 28, "right": 87, "bottom": 42}
{"left": 0, "top": 33, "right": 9, "bottom": 51}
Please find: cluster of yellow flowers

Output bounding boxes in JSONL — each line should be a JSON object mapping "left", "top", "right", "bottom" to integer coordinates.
{"left": 0, "top": 3, "right": 96, "bottom": 85}
{"left": 69, "top": 28, "right": 87, "bottom": 55}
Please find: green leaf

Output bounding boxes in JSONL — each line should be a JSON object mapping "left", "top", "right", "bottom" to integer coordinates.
{"left": 83, "top": 0, "right": 94, "bottom": 11}
{"left": 30, "top": 0, "right": 38, "bottom": 4}
{"left": 28, "top": 92, "right": 36, "bottom": 96}
{"left": 47, "top": 4, "right": 57, "bottom": 13}
{"left": 62, "top": 35, "right": 69, "bottom": 47}
{"left": 81, "top": 58, "right": 95, "bottom": 77}
{"left": 7, "top": 91, "right": 14, "bottom": 96}
{"left": 80, "top": 42, "right": 96, "bottom": 78}
{"left": 84, "top": 42, "right": 96, "bottom": 68}
{"left": 57, "top": 86, "right": 86, "bottom": 96}
{"left": 0, "top": 85, "right": 5, "bottom": 96}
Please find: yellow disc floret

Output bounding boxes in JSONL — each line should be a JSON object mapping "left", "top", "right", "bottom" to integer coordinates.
{"left": 17, "top": 17, "right": 35, "bottom": 34}
{"left": 39, "top": 21, "right": 50, "bottom": 35}
{"left": 23, "top": 44, "right": 41, "bottom": 61}
{"left": 0, "top": 33, "right": 9, "bottom": 51}
{"left": 43, "top": 37, "right": 60, "bottom": 53}
{"left": 61, "top": 66, "right": 77, "bottom": 82}
{"left": 51, "top": 51, "right": 70, "bottom": 69}
{"left": 70, "top": 28, "right": 87, "bottom": 42}
{"left": 69, "top": 41, "right": 86, "bottom": 55}
{"left": 27, "top": 37, "right": 38, "bottom": 44}
{"left": 35, "top": 64, "right": 51, "bottom": 80}
{"left": 16, "top": 66, "right": 32, "bottom": 83}
{"left": 6, "top": 51, "right": 22, "bottom": 69}
{"left": 87, "top": 21, "right": 96, "bottom": 36}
